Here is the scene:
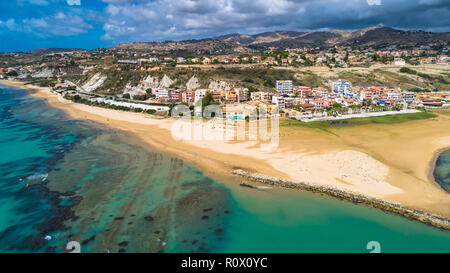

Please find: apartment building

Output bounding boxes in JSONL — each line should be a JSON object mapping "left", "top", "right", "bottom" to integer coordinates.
{"left": 276, "top": 80, "right": 293, "bottom": 95}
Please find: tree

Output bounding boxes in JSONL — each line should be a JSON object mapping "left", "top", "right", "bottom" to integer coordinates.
{"left": 6, "top": 70, "right": 18, "bottom": 77}
{"left": 73, "top": 95, "right": 82, "bottom": 102}
{"left": 243, "top": 84, "right": 258, "bottom": 92}
{"left": 122, "top": 93, "right": 131, "bottom": 99}
{"left": 332, "top": 103, "right": 342, "bottom": 109}
{"left": 201, "top": 92, "right": 215, "bottom": 110}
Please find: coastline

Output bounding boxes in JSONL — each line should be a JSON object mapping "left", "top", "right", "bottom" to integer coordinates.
{"left": 1, "top": 80, "right": 450, "bottom": 226}
{"left": 428, "top": 147, "right": 450, "bottom": 193}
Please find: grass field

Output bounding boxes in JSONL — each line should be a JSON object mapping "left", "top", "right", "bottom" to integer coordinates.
{"left": 280, "top": 111, "right": 438, "bottom": 134}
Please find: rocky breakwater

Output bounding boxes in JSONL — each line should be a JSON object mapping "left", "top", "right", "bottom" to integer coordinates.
{"left": 232, "top": 169, "right": 450, "bottom": 230}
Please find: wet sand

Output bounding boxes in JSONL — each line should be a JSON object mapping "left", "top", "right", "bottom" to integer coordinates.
{"left": 2, "top": 80, "right": 449, "bottom": 219}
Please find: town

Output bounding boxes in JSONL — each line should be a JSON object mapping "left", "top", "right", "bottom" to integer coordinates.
{"left": 1, "top": 27, "right": 449, "bottom": 122}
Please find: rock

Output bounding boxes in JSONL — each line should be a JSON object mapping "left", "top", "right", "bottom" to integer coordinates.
{"left": 81, "top": 73, "right": 107, "bottom": 92}
{"left": 186, "top": 76, "right": 201, "bottom": 90}
{"left": 144, "top": 216, "right": 154, "bottom": 222}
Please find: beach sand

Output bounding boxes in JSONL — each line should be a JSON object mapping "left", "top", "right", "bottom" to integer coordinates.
{"left": 2, "top": 80, "right": 449, "bottom": 218}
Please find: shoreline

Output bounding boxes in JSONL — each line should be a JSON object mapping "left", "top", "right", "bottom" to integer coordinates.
{"left": 428, "top": 147, "right": 450, "bottom": 193}
{"left": 1, "top": 80, "right": 450, "bottom": 227}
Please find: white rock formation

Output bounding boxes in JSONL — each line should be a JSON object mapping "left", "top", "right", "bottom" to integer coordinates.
{"left": 32, "top": 68, "right": 54, "bottom": 78}
{"left": 208, "top": 80, "right": 231, "bottom": 91}
{"left": 158, "top": 74, "right": 174, "bottom": 88}
{"left": 139, "top": 75, "right": 159, "bottom": 90}
{"left": 186, "top": 76, "right": 201, "bottom": 90}
{"left": 81, "top": 73, "right": 107, "bottom": 92}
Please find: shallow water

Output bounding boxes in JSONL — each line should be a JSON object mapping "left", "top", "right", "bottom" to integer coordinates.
{"left": 0, "top": 84, "right": 449, "bottom": 253}
{"left": 434, "top": 149, "right": 450, "bottom": 193}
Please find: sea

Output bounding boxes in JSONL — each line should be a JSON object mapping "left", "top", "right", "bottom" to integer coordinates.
{"left": 434, "top": 149, "right": 450, "bottom": 193}
{"left": 0, "top": 84, "right": 449, "bottom": 253}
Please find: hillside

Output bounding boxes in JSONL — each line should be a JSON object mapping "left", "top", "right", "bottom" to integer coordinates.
{"left": 216, "top": 26, "right": 450, "bottom": 48}
{"left": 111, "top": 39, "right": 250, "bottom": 55}
{"left": 69, "top": 64, "right": 449, "bottom": 95}
{"left": 112, "top": 26, "right": 450, "bottom": 54}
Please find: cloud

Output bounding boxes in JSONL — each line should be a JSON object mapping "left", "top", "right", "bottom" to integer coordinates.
{"left": 2, "top": 11, "right": 93, "bottom": 37}
{"left": 66, "top": 0, "right": 81, "bottom": 5}
{"left": 16, "top": 0, "right": 50, "bottom": 5}
{"left": 98, "top": 0, "right": 450, "bottom": 43}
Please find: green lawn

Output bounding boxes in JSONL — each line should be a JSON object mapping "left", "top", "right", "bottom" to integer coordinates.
{"left": 281, "top": 111, "right": 437, "bottom": 132}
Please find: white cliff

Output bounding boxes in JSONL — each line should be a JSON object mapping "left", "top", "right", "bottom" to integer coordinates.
{"left": 81, "top": 73, "right": 107, "bottom": 92}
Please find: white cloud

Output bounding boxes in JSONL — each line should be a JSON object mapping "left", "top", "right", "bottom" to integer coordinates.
{"left": 98, "top": 0, "right": 450, "bottom": 43}
{"left": 2, "top": 11, "right": 93, "bottom": 37}
{"left": 66, "top": 0, "right": 81, "bottom": 5}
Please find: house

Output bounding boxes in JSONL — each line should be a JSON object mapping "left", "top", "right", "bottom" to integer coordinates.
{"left": 394, "top": 58, "right": 406, "bottom": 66}
{"left": 300, "top": 103, "right": 314, "bottom": 112}
{"left": 202, "top": 57, "right": 212, "bottom": 65}
{"left": 264, "top": 57, "right": 278, "bottom": 65}
{"left": 251, "top": 56, "right": 262, "bottom": 63}
{"left": 313, "top": 100, "right": 325, "bottom": 110}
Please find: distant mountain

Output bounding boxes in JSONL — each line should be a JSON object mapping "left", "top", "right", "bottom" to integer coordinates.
{"left": 27, "top": 48, "right": 87, "bottom": 55}
{"left": 111, "top": 26, "right": 449, "bottom": 54}
{"left": 215, "top": 26, "right": 450, "bottom": 48}
{"left": 111, "top": 39, "right": 250, "bottom": 55}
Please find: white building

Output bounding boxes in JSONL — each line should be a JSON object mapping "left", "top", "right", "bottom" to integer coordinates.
{"left": 272, "top": 95, "right": 285, "bottom": 108}
{"left": 155, "top": 88, "right": 169, "bottom": 98}
{"left": 332, "top": 80, "right": 352, "bottom": 97}
{"left": 276, "top": 80, "right": 293, "bottom": 95}
{"left": 402, "top": 92, "right": 416, "bottom": 103}
{"left": 394, "top": 58, "right": 406, "bottom": 66}
{"left": 194, "top": 89, "right": 209, "bottom": 103}
{"left": 386, "top": 92, "right": 403, "bottom": 101}
{"left": 251, "top": 91, "right": 271, "bottom": 102}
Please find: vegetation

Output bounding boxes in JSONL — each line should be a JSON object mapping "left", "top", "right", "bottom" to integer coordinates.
{"left": 281, "top": 111, "right": 437, "bottom": 132}
{"left": 400, "top": 67, "right": 417, "bottom": 74}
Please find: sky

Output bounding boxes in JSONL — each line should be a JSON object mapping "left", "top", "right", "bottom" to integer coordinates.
{"left": 0, "top": 0, "right": 449, "bottom": 52}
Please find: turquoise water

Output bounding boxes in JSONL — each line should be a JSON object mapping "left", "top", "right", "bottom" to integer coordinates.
{"left": 0, "top": 84, "right": 449, "bottom": 253}
{"left": 434, "top": 150, "right": 450, "bottom": 193}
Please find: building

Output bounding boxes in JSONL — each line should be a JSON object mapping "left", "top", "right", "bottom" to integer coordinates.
{"left": 154, "top": 88, "right": 169, "bottom": 99}
{"left": 276, "top": 80, "right": 293, "bottom": 95}
{"left": 235, "top": 88, "right": 249, "bottom": 102}
{"left": 180, "top": 90, "right": 194, "bottom": 103}
{"left": 394, "top": 58, "right": 406, "bottom": 66}
{"left": 293, "top": 86, "right": 311, "bottom": 98}
{"left": 194, "top": 89, "right": 209, "bottom": 103}
{"left": 402, "top": 92, "right": 416, "bottom": 103}
{"left": 272, "top": 95, "right": 285, "bottom": 108}
{"left": 385, "top": 91, "right": 403, "bottom": 102}
{"left": 170, "top": 89, "right": 182, "bottom": 101}
{"left": 313, "top": 100, "right": 325, "bottom": 110}
{"left": 332, "top": 80, "right": 352, "bottom": 96}
{"left": 251, "top": 91, "right": 271, "bottom": 102}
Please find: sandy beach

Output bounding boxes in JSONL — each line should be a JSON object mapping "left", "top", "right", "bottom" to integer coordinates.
{"left": 2, "top": 80, "right": 450, "bottom": 219}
